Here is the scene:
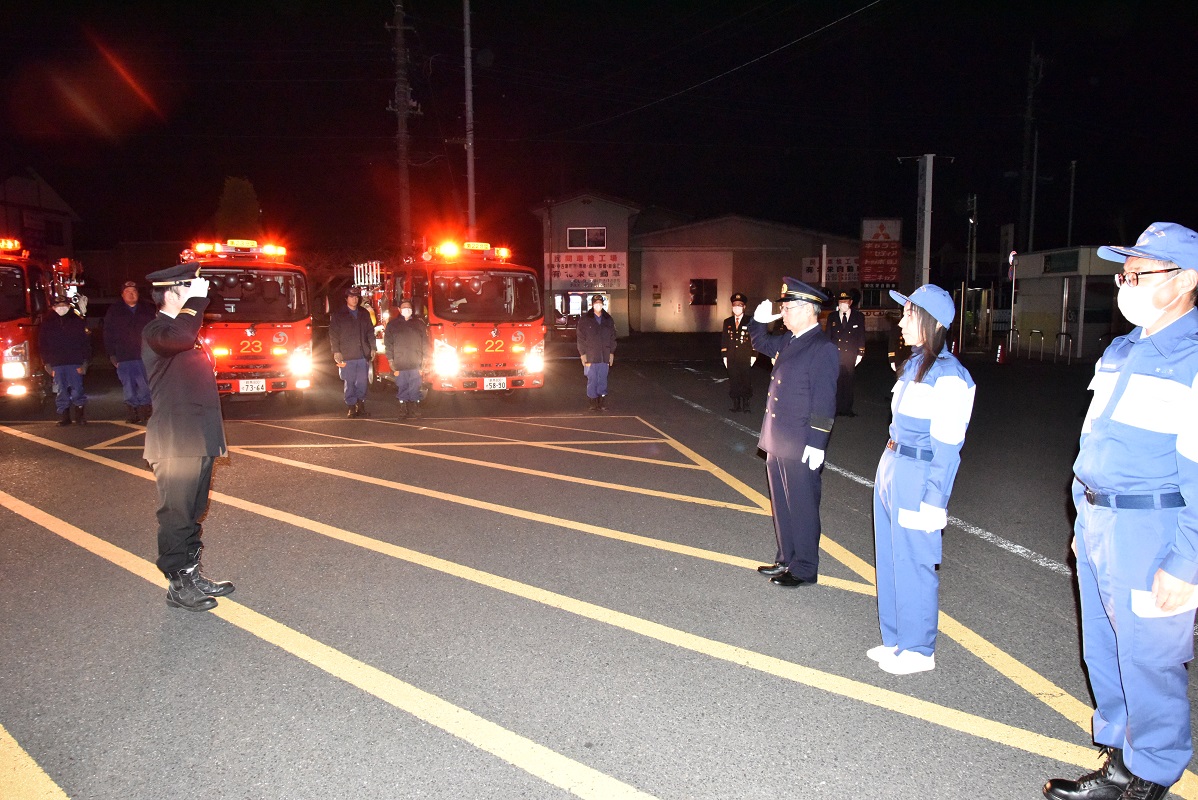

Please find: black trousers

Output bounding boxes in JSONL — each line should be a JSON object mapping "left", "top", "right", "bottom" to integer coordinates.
{"left": 727, "top": 359, "right": 753, "bottom": 400}
{"left": 151, "top": 456, "right": 215, "bottom": 575}
{"left": 836, "top": 357, "right": 856, "bottom": 413}
{"left": 765, "top": 452, "right": 822, "bottom": 581}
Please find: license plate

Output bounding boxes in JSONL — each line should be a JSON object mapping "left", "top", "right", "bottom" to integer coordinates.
{"left": 239, "top": 379, "right": 266, "bottom": 393}
{"left": 483, "top": 377, "right": 507, "bottom": 391}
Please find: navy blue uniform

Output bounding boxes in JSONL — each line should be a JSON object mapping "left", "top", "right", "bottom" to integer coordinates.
{"left": 748, "top": 319, "right": 839, "bottom": 581}
{"left": 721, "top": 314, "right": 755, "bottom": 404}
{"left": 329, "top": 305, "right": 375, "bottom": 407}
{"left": 38, "top": 311, "right": 91, "bottom": 413}
{"left": 826, "top": 307, "right": 866, "bottom": 414}
{"left": 577, "top": 309, "right": 617, "bottom": 400}
{"left": 104, "top": 299, "right": 156, "bottom": 408}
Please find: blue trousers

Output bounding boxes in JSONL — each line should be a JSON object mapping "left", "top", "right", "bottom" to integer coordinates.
{"left": 1073, "top": 480, "right": 1194, "bottom": 786}
{"left": 51, "top": 365, "right": 86, "bottom": 412}
{"left": 765, "top": 452, "right": 821, "bottom": 581}
{"left": 873, "top": 449, "right": 941, "bottom": 657}
{"left": 394, "top": 369, "right": 421, "bottom": 402}
{"left": 585, "top": 362, "right": 609, "bottom": 399}
{"left": 116, "top": 359, "right": 152, "bottom": 406}
{"left": 339, "top": 358, "right": 369, "bottom": 405}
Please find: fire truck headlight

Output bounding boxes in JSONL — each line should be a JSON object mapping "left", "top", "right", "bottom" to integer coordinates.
{"left": 2, "top": 361, "right": 28, "bottom": 380}
{"left": 289, "top": 345, "right": 313, "bottom": 377}
{"left": 211, "top": 346, "right": 232, "bottom": 357}
{"left": 525, "top": 342, "right": 545, "bottom": 374}
{"left": 433, "top": 340, "right": 459, "bottom": 377}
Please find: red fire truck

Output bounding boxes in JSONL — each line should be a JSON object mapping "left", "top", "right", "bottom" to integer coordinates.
{"left": 0, "top": 238, "right": 87, "bottom": 402}
{"left": 181, "top": 239, "right": 313, "bottom": 402}
{"left": 353, "top": 239, "right": 544, "bottom": 393}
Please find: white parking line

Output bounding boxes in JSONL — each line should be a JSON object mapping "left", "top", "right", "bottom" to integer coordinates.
{"left": 671, "top": 393, "right": 1073, "bottom": 577}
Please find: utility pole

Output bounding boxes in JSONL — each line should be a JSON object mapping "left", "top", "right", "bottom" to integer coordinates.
{"left": 966, "top": 193, "right": 978, "bottom": 283}
{"left": 1017, "top": 45, "right": 1043, "bottom": 252}
{"left": 1067, "top": 159, "right": 1077, "bottom": 247}
{"left": 915, "top": 154, "right": 934, "bottom": 286}
{"left": 463, "top": 0, "right": 476, "bottom": 238}
{"left": 390, "top": 1, "right": 413, "bottom": 259}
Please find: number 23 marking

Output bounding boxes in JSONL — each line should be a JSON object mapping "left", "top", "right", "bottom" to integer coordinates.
{"left": 239, "top": 340, "right": 262, "bottom": 354}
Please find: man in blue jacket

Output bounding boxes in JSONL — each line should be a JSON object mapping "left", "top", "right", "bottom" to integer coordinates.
{"left": 39, "top": 295, "right": 91, "bottom": 426}
{"left": 104, "top": 281, "right": 156, "bottom": 423}
{"left": 749, "top": 278, "right": 839, "bottom": 587}
{"left": 329, "top": 287, "right": 376, "bottom": 418}
{"left": 576, "top": 293, "right": 617, "bottom": 412}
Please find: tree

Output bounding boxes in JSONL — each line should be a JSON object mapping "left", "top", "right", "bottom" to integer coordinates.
{"left": 213, "top": 177, "right": 261, "bottom": 240}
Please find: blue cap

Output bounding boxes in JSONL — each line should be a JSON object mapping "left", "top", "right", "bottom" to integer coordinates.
{"left": 1097, "top": 222, "right": 1198, "bottom": 272}
{"left": 889, "top": 284, "right": 955, "bottom": 328}
{"left": 777, "top": 277, "right": 828, "bottom": 305}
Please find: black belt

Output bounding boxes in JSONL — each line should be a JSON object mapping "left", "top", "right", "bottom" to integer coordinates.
{"left": 886, "top": 439, "right": 933, "bottom": 462}
{"left": 1082, "top": 485, "right": 1186, "bottom": 510}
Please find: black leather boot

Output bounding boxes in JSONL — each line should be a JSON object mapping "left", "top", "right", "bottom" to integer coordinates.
{"left": 1043, "top": 747, "right": 1131, "bottom": 800}
{"left": 165, "top": 566, "right": 218, "bottom": 611}
{"left": 73, "top": 405, "right": 86, "bottom": 425}
{"left": 346, "top": 403, "right": 358, "bottom": 418}
{"left": 356, "top": 400, "right": 369, "bottom": 418}
{"left": 138, "top": 404, "right": 153, "bottom": 423}
{"left": 1118, "top": 776, "right": 1171, "bottom": 800}
{"left": 730, "top": 397, "right": 741, "bottom": 412}
{"left": 598, "top": 395, "right": 607, "bottom": 411}
{"left": 190, "top": 564, "right": 234, "bottom": 598}
{"left": 409, "top": 401, "right": 421, "bottom": 418}
{"left": 56, "top": 408, "right": 71, "bottom": 426}
{"left": 588, "top": 397, "right": 600, "bottom": 412}
{"left": 125, "top": 404, "right": 140, "bottom": 423}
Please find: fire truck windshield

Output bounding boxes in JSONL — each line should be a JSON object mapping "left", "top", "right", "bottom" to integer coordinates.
{"left": 0, "top": 267, "right": 27, "bottom": 322}
{"left": 202, "top": 269, "right": 308, "bottom": 322}
{"left": 431, "top": 269, "right": 541, "bottom": 322}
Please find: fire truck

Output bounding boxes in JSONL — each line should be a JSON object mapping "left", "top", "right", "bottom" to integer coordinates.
{"left": 0, "top": 238, "right": 86, "bottom": 402}
{"left": 352, "top": 239, "right": 545, "bottom": 393}
{"left": 181, "top": 239, "right": 313, "bottom": 402}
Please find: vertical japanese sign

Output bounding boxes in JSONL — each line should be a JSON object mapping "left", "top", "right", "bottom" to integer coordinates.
{"left": 859, "top": 219, "right": 901, "bottom": 283}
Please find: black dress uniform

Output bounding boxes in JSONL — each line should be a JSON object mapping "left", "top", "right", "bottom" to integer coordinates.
{"left": 748, "top": 279, "right": 839, "bottom": 585}
{"left": 142, "top": 263, "right": 233, "bottom": 611}
{"left": 721, "top": 292, "right": 755, "bottom": 412}
{"left": 825, "top": 291, "right": 866, "bottom": 416}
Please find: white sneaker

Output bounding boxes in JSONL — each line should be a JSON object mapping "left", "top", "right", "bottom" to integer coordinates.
{"left": 878, "top": 650, "right": 935, "bottom": 675}
{"left": 866, "top": 644, "right": 898, "bottom": 662}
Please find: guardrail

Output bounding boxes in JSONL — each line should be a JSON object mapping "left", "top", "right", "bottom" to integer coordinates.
{"left": 1026, "top": 329, "right": 1045, "bottom": 361}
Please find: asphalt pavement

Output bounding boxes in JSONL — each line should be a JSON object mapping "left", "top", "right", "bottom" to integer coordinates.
{"left": 2, "top": 334, "right": 1196, "bottom": 800}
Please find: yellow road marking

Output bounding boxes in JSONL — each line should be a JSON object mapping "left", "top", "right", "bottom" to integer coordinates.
{"left": 0, "top": 485, "right": 1107, "bottom": 777}
{"left": 0, "top": 425, "right": 1146, "bottom": 788}
{"left": 0, "top": 723, "right": 69, "bottom": 800}
{"left": 0, "top": 490, "right": 656, "bottom": 800}
{"left": 86, "top": 425, "right": 144, "bottom": 450}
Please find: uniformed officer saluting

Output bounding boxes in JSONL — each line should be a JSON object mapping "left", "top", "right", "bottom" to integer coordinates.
{"left": 720, "top": 292, "right": 756, "bottom": 413}
{"left": 1045, "top": 223, "right": 1198, "bottom": 800}
{"left": 749, "top": 278, "right": 839, "bottom": 587}
{"left": 142, "top": 263, "right": 233, "bottom": 612}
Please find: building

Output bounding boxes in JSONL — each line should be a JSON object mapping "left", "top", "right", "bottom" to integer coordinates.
{"left": 0, "top": 168, "right": 79, "bottom": 262}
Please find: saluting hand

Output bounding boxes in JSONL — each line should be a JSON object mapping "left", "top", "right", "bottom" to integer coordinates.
{"left": 753, "top": 300, "right": 781, "bottom": 323}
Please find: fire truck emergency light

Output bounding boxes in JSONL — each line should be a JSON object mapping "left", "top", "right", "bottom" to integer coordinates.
{"left": 0, "top": 238, "right": 22, "bottom": 251}
{"left": 436, "top": 241, "right": 460, "bottom": 259}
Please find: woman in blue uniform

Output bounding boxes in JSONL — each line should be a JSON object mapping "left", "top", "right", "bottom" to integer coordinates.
{"left": 869, "top": 284, "right": 975, "bottom": 675}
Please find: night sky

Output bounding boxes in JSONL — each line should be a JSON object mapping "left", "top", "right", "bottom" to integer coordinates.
{"left": 3, "top": 0, "right": 1196, "bottom": 263}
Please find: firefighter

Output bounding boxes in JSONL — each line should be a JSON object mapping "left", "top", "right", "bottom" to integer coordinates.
{"left": 104, "top": 280, "right": 156, "bottom": 423}
{"left": 825, "top": 290, "right": 866, "bottom": 416}
{"left": 142, "top": 263, "right": 233, "bottom": 612}
{"left": 869, "top": 284, "right": 975, "bottom": 675}
{"left": 577, "top": 293, "right": 617, "bottom": 412}
{"left": 384, "top": 298, "right": 429, "bottom": 418}
{"left": 749, "top": 278, "right": 839, "bottom": 587}
{"left": 1044, "top": 223, "right": 1198, "bottom": 800}
{"left": 721, "top": 292, "right": 756, "bottom": 413}
{"left": 329, "top": 286, "right": 375, "bottom": 418}
{"left": 39, "top": 294, "right": 91, "bottom": 426}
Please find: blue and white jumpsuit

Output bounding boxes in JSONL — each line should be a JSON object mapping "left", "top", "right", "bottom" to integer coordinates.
{"left": 873, "top": 347, "right": 975, "bottom": 657}
{"left": 1072, "top": 309, "right": 1198, "bottom": 787}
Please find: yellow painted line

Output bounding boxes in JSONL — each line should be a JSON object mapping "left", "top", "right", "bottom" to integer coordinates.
{"left": 0, "top": 491, "right": 656, "bottom": 800}
{"left": 240, "top": 421, "right": 734, "bottom": 509}
{"left": 0, "top": 723, "right": 69, "bottom": 800}
{"left": 0, "top": 487, "right": 1113, "bottom": 777}
{"left": 477, "top": 416, "right": 663, "bottom": 440}
{"left": 86, "top": 425, "right": 144, "bottom": 450}
{"left": 0, "top": 428, "right": 1110, "bottom": 755}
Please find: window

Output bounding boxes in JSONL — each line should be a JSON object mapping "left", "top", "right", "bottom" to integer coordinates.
{"left": 567, "top": 227, "right": 606, "bottom": 249}
{"left": 689, "top": 278, "right": 717, "bottom": 306}
{"left": 43, "top": 220, "right": 65, "bottom": 247}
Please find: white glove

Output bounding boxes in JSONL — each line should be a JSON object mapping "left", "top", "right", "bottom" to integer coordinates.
{"left": 750, "top": 356, "right": 757, "bottom": 366}
{"left": 801, "top": 446, "right": 824, "bottom": 470}
{"left": 722, "top": 357, "right": 728, "bottom": 369}
{"left": 753, "top": 299, "right": 781, "bottom": 323}
{"left": 185, "top": 277, "right": 210, "bottom": 299}
{"left": 855, "top": 355, "right": 863, "bottom": 367}
{"left": 898, "top": 502, "right": 948, "bottom": 533}
{"left": 890, "top": 362, "right": 897, "bottom": 372}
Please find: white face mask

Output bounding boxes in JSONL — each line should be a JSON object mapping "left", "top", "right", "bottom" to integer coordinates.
{"left": 400, "top": 308, "right": 412, "bottom": 319}
{"left": 54, "top": 306, "right": 69, "bottom": 316}
{"left": 1117, "top": 271, "right": 1180, "bottom": 329}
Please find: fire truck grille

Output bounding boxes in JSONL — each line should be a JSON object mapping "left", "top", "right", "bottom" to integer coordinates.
{"left": 462, "top": 368, "right": 523, "bottom": 379}
{"left": 217, "top": 369, "right": 288, "bottom": 380}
